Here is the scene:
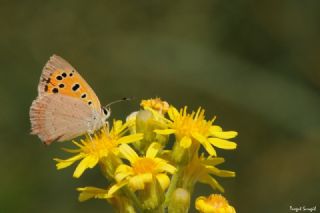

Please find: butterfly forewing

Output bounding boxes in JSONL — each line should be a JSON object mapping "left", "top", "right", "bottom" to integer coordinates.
{"left": 38, "top": 55, "right": 101, "bottom": 111}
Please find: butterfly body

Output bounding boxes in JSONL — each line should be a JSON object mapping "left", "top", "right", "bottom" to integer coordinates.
{"left": 30, "top": 55, "right": 108, "bottom": 145}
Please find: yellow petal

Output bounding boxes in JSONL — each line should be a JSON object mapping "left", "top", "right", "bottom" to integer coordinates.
{"left": 108, "top": 180, "right": 128, "bottom": 197}
{"left": 113, "top": 120, "right": 124, "bottom": 132}
{"left": 208, "top": 138, "right": 237, "bottom": 150}
{"left": 139, "top": 173, "right": 153, "bottom": 183}
{"left": 168, "top": 106, "right": 180, "bottom": 121}
{"left": 54, "top": 154, "right": 84, "bottom": 170}
{"left": 73, "top": 155, "right": 99, "bottom": 178}
{"left": 207, "top": 167, "right": 236, "bottom": 177}
{"left": 128, "top": 173, "right": 152, "bottom": 191}
{"left": 210, "top": 125, "right": 222, "bottom": 132}
{"left": 117, "top": 133, "right": 144, "bottom": 144}
{"left": 153, "top": 158, "right": 176, "bottom": 174}
{"left": 158, "top": 162, "right": 176, "bottom": 174}
{"left": 212, "top": 131, "right": 238, "bottom": 139}
{"left": 111, "top": 120, "right": 128, "bottom": 136}
{"left": 61, "top": 147, "right": 81, "bottom": 153}
{"left": 119, "top": 144, "right": 139, "bottom": 163}
{"left": 192, "top": 132, "right": 217, "bottom": 156}
{"left": 77, "top": 187, "right": 109, "bottom": 201}
{"left": 203, "top": 157, "right": 225, "bottom": 166}
{"left": 180, "top": 136, "right": 192, "bottom": 148}
{"left": 210, "top": 126, "right": 238, "bottom": 139}
{"left": 200, "top": 175, "right": 224, "bottom": 193}
{"left": 146, "top": 142, "right": 161, "bottom": 158}
{"left": 156, "top": 173, "right": 170, "bottom": 191}
{"left": 154, "top": 129, "right": 176, "bottom": 135}
{"left": 72, "top": 140, "right": 85, "bottom": 148}
{"left": 115, "top": 165, "right": 134, "bottom": 182}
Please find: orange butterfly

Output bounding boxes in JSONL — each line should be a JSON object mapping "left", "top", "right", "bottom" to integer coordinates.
{"left": 30, "top": 55, "right": 110, "bottom": 145}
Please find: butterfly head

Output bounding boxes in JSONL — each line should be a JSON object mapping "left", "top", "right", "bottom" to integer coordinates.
{"left": 102, "top": 106, "right": 111, "bottom": 121}
{"left": 101, "top": 97, "right": 134, "bottom": 121}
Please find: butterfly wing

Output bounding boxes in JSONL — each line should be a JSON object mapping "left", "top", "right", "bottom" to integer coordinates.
{"left": 38, "top": 54, "right": 102, "bottom": 111}
{"left": 30, "top": 94, "right": 104, "bottom": 145}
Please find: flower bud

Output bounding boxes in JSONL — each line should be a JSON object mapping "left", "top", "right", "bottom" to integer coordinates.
{"left": 168, "top": 188, "right": 191, "bottom": 213}
{"left": 135, "top": 110, "right": 168, "bottom": 153}
{"left": 195, "top": 194, "right": 236, "bottom": 213}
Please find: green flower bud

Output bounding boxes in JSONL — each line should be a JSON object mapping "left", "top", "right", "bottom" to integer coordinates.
{"left": 135, "top": 110, "right": 169, "bottom": 153}
{"left": 168, "top": 188, "right": 190, "bottom": 213}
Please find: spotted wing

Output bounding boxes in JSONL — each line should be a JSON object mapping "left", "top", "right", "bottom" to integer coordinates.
{"left": 37, "top": 55, "right": 101, "bottom": 111}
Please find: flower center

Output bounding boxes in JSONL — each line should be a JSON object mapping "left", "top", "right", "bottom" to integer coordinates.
{"left": 83, "top": 134, "right": 118, "bottom": 157}
{"left": 172, "top": 108, "right": 211, "bottom": 138}
{"left": 132, "top": 158, "right": 157, "bottom": 174}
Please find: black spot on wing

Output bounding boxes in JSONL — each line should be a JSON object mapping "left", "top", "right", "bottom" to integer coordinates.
{"left": 72, "top": 83, "right": 80, "bottom": 91}
{"left": 52, "top": 88, "right": 59, "bottom": 93}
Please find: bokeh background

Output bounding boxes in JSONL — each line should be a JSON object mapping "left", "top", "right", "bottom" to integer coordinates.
{"left": 1, "top": 0, "right": 319, "bottom": 212}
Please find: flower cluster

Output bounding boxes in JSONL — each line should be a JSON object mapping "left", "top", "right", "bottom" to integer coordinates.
{"left": 53, "top": 98, "right": 237, "bottom": 212}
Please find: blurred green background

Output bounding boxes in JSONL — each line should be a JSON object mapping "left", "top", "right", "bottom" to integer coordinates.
{"left": 1, "top": 0, "right": 319, "bottom": 212}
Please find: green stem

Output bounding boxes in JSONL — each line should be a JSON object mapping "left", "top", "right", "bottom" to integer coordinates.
{"left": 122, "top": 186, "right": 143, "bottom": 213}
{"left": 164, "top": 165, "right": 183, "bottom": 206}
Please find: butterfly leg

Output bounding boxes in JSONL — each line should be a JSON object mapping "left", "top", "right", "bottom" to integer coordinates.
{"left": 101, "top": 121, "right": 109, "bottom": 135}
{"left": 86, "top": 120, "right": 95, "bottom": 142}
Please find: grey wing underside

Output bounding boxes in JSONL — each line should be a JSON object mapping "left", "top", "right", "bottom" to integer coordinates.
{"left": 30, "top": 94, "right": 94, "bottom": 145}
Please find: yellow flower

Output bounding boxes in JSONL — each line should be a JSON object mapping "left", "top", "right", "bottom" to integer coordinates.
{"left": 196, "top": 194, "right": 236, "bottom": 213}
{"left": 108, "top": 143, "right": 176, "bottom": 210}
{"left": 109, "top": 143, "right": 176, "bottom": 194}
{"left": 183, "top": 155, "right": 235, "bottom": 193}
{"left": 155, "top": 106, "right": 238, "bottom": 157}
{"left": 140, "top": 97, "right": 169, "bottom": 114}
{"left": 54, "top": 120, "right": 143, "bottom": 178}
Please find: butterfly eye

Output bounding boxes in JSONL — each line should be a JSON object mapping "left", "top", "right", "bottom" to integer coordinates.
{"left": 103, "top": 108, "right": 108, "bottom": 115}
{"left": 103, "top": 107, "right": 111, "bottom": 119}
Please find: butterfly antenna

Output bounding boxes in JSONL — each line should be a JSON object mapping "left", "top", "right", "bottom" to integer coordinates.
{"left": 104, "top": 97, "right": 135, "bottom": 109}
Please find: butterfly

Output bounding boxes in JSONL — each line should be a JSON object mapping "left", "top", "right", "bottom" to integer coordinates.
{"left": 30, "top": 55, "right": 110, "bottom": 145}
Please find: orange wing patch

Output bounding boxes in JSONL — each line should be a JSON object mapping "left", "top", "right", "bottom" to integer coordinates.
{"left": 38, "top": 55, "right": 101, "bottom": 111}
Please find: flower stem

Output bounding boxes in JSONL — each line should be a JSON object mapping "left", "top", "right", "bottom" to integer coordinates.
{"left": 164, "top": 165, "right": 182, "bottom": 206}
{"left": 122, "top": 186, "right": 143, "bottom": 213}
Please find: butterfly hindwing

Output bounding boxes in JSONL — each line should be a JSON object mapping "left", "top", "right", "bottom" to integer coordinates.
{"left": 30, "top": 94, "right": 104, "bottom": 145}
